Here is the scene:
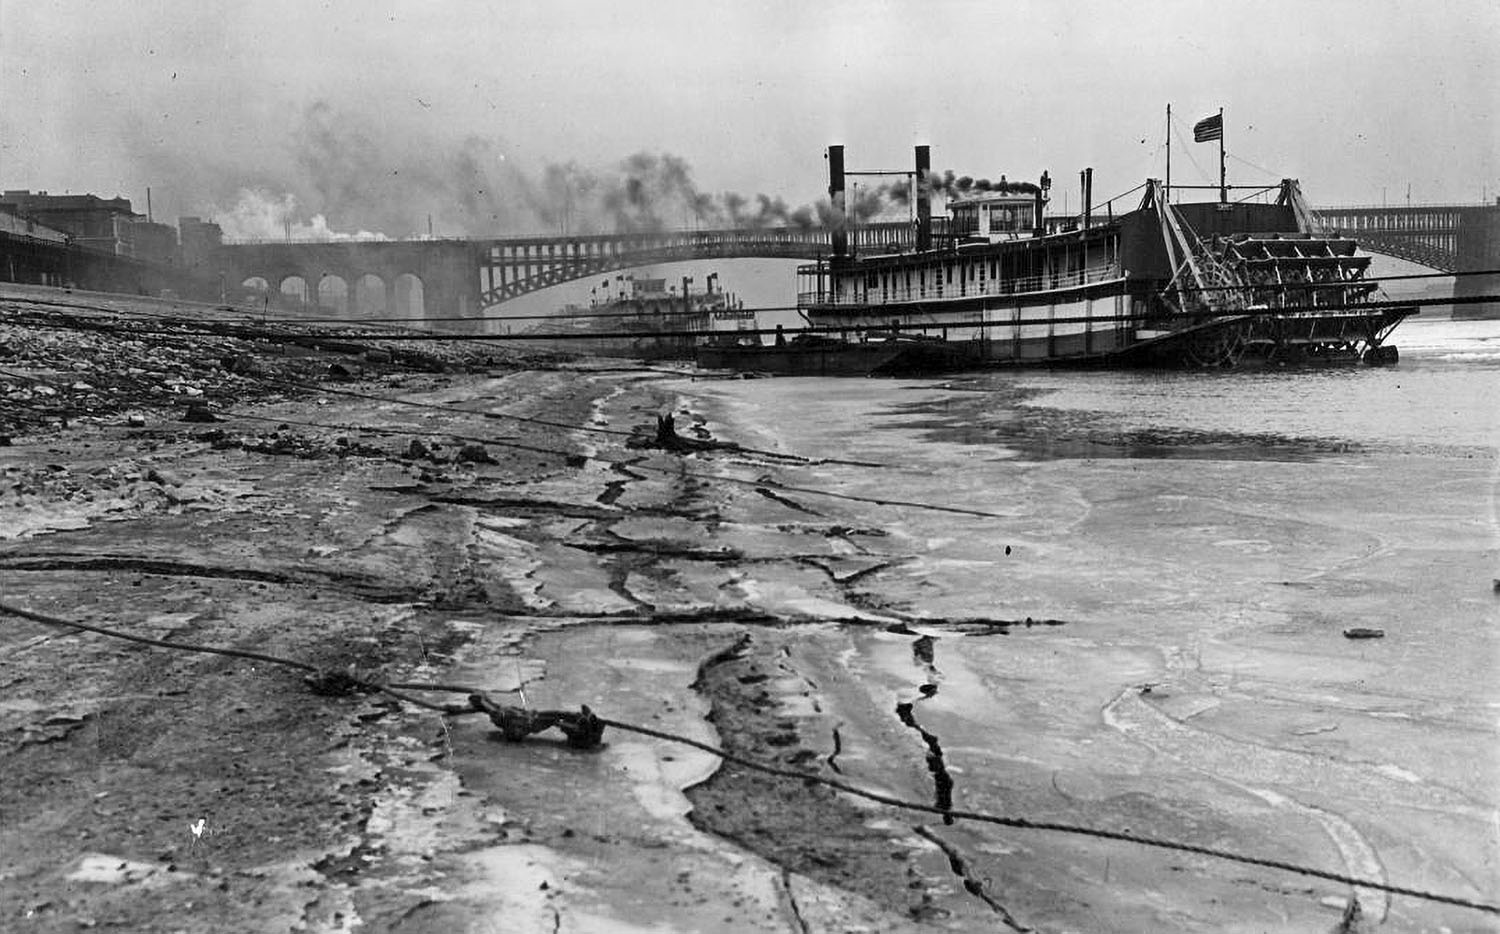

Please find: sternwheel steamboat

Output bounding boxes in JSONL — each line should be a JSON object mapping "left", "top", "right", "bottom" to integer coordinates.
{"left": 705, "top": 140, "right": 1415, "bottom": 375}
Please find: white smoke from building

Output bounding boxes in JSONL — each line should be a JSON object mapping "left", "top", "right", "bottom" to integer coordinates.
{"left": 212, "top": 189, "right": 389, "bottom": 242}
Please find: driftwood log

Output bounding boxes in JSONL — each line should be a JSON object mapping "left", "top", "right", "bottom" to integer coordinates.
{"left": 629, "top": 413, "right": 737, "bottom": 454}
{"left": 468, "top": 693, "right": 605, "bottom": 748}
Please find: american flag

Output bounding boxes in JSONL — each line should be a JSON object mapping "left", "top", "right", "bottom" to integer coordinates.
{"left": 1193, "top": 113, "right": 1223, "bottom": 142}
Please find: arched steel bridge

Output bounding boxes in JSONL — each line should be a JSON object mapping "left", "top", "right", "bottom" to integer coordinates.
{"left": 211, "top": 203, "right": 1497, "bottom": 317}
{"left": 212, "top": 221, "right": 936, "bottom": 316}
{"left": 1314, "top": 202, "right": 1498, "bottom": 273}
{"left": 475, "top": 220, "right": 931, "bottom": 305}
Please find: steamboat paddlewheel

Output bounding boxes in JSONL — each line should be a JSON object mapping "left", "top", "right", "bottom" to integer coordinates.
{"left": 1182, "top": 322, "right": 1248, "bottom": 368}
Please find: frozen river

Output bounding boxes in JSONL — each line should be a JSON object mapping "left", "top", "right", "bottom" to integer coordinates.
{"left": 671, "top": 316, "right": 1499, "bottom": 930}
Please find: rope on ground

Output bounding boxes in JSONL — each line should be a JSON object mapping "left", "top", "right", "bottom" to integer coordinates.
{"left": 1, "top": 599, "right": 1493, "bottom": 915}
{"left": 0, "top": 600, "right": 479, "bottom": 714}
{"left": 594, "top": 717, "right": 1499, "bottom": 916}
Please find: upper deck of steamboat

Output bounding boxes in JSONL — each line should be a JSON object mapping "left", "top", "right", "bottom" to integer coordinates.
{"left": 797, "top": 185, "right": 1368, "bottom": 313}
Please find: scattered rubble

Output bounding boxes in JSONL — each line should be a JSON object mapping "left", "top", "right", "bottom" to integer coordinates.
{"left": 0, "top": 293, "right": 556, "bottom": 438}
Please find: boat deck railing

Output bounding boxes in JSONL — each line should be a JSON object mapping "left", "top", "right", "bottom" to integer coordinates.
{"left": 799, "top": 264, "right": 1123, "bottom": 308}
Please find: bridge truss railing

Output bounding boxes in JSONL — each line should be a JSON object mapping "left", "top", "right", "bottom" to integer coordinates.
{"left": 477, "top": 220, "right": 943, "bottom": 304}
{"left": 1308, "top": 203, "right": 1500, "bottom": 273}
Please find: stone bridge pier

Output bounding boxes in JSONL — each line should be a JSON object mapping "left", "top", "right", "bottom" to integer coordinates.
{"left": 1454, "top": 203, "right": 1500, "bottom": 318}
{"left": 212, "top": 240, "right": 484, "bottom": 329}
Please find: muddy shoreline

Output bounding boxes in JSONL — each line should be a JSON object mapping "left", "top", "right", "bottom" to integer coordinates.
{"left": 1, "top": 288, "right": 927, "bottom": 932}
{"left": 4, "top": 288, "right": 1496, "bottom": 932}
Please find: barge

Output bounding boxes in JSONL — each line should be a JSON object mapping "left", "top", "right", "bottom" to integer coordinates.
{"left": 702, "top": 144, "right": 1416, "bottom": 374}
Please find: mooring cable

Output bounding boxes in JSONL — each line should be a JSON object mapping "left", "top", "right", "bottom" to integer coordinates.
{"left": 16, "top": 280, "right": 1500, "bottom": 346}
{"left": 0, "top": 598, "right": 1494, "bottom": 916}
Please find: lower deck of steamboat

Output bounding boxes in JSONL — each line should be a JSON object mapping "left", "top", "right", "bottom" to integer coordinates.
{"left": 805, "top": 278, "right": 1143, "bottom": 365}
{"left": 800, "top": 288, "right": 1415, "bottom": 369}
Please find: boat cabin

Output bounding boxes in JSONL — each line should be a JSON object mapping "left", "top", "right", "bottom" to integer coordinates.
{"left": 948, "top": 192, "right": 1042, "bottom": 243}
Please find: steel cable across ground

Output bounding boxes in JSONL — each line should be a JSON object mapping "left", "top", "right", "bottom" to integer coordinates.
{"left": 0, "top": 600, "right": 1494, "bottom": 918}
{"left": 10, "top": 268, "right": 1493, "bottom": 329}
{"left": 7, "top": 284, "right": 1500, "bottom": 345}
{"left": 4, "top": 298, "right": 1497, "bottom": 915}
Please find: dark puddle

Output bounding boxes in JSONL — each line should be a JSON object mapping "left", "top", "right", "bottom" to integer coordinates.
{"left": 881, "top": 379, "right": 1361, "bottom": 462}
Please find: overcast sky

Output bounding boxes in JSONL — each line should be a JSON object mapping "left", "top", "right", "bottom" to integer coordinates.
{"left": 2, "top": 0, "right": 1496, "bottom": 238}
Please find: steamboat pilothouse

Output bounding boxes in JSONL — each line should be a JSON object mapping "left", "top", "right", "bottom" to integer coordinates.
{"left": 723, "top": 142, "right": 1415, "bottom": 374}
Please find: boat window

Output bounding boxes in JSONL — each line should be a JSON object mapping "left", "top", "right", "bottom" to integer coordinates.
{"left": 988, "top": 204, "right": 1031, "bottom": 234}
{"left": 950, "top": 205, "right": 977, "bottom": 236}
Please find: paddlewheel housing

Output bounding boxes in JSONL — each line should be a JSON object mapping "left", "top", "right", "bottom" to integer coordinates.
{"left": 1156, "top": 232, "right": 1411, "bottom": 368}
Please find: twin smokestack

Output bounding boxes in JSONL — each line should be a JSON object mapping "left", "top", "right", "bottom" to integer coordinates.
{"left": 826, "top": 145, "right": 1097, "bottom": 252}
{"left": 826, "top": 144, "right": 932, "bottom": 258}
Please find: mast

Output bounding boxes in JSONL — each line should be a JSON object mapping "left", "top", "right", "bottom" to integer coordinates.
{"left": 1165, "top": 104, "right": 1171, "bottom": 204}
{"left": 1218, "top": 106, "right": 1227, "bottom": 204}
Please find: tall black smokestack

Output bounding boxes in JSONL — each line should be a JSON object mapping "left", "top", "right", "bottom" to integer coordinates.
{"left": 1083, "top": 167, "right": 1093, "bottom": 229}
{"left": 1035, "top": 171, "right": 1050, "bottom": 238}
{"left": 828, "top": 144, "right": 847, "bottom": 257}
{"left": 915, "top": 145, "right": 931, "bottom": 251}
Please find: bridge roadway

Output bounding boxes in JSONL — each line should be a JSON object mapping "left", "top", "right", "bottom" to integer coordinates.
{"left": 208, "top": 203, "right": 1498, "bottom": 319}
{"left": 1316, "top": 202, "right": 1500, "bottom": 316}
{"left": 211, "top": 221, "right": 924, "bottom": 320}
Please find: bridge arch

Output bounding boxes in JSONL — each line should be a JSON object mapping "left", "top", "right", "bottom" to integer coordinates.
{"left": 393, "top": 273, "right": 424, "bottom": 317}
{"left": 278, "top": 275, "right": 311, "bottom": 306}
{"left": 316, "top": 274, "right": 350, "bottom": 314}
{"left": 352, "top": 273, "right": 387, "bottom": 315}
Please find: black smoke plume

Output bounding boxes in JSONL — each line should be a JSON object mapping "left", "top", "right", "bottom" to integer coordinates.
{"left": 158, "top": 102, "right": 1020, "bottom": 239}
{"left": 926, "top": 169, "right": 1040, "bottom": 198}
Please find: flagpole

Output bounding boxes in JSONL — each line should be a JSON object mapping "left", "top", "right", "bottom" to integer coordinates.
{"left": 1165, "top": 103, "right": 1172, "bottom": 204}
{"left": 1218, "top": 106, "right": 1227, "bottom": 204}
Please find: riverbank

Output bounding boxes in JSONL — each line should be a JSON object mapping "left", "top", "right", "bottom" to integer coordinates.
{"left": 3, "top": 288, "right": 1496, "bottom": 932}
{"left": 0, "top": 288, "right": 916, "bottom": 932}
